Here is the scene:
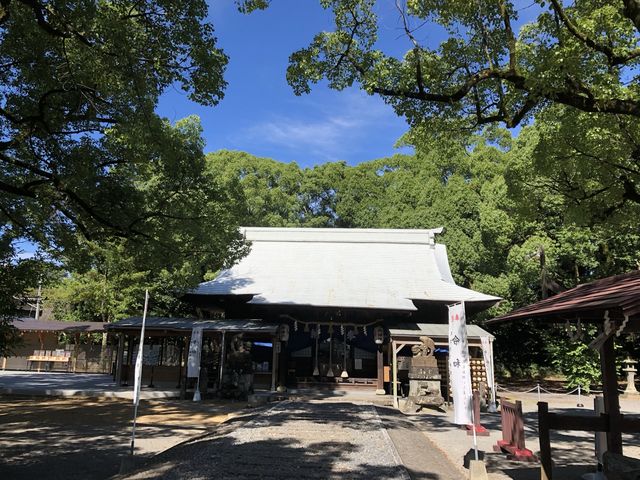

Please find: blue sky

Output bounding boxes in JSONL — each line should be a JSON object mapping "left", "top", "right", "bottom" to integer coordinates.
{"left": 157, "top": 1, "right": 420, "bottom": 167}
{"left": 157, "top": 1, "right": 541, "bottom": 167}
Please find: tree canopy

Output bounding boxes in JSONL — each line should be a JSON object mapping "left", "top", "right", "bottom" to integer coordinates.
{"left": 1, "top": 1, "right": 231, "bottom": 247}
{"left": 273, "top": 1, "right": 640, "bottom": 128}
{"left": 0, "top": 1, "right": 249, "bottom": 351}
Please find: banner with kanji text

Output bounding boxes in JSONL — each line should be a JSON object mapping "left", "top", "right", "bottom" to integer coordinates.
{"left": 448, "top": 302, "right": 473, "bottom": 425}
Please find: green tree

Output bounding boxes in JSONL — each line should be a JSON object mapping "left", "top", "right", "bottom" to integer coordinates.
{"left": 1, "top": 0, "right": 230, "bottom": 243}
{"left": 271, "top": 1, "right": 640, "bottom": 129}
{"left": 0, "top": 2, "right": 250, "bottom": 346}
{"left": 207, "top": 150, "right": 305, "bottom": 227}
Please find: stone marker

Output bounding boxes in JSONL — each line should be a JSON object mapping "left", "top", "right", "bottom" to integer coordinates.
{"left": 402, "top": 336, "right": 444, "bottom": 412}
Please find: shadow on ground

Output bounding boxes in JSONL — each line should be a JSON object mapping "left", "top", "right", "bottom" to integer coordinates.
{"left": 0, "top": 396, "right": 236, "bottom": 480}
{"left": 121, "top": 403, "right": 411, "bottom": 480}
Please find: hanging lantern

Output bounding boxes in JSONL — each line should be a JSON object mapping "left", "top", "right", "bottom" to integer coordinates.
{"left": 278, "top": 324, "right": 290, "bottom": 342}
{"left": 374, "top": 326, "right": 384, "bottom": 345}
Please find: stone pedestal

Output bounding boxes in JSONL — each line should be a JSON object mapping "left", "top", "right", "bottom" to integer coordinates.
{"left": 402, "top": 337, "right": 444, "bottom": 412}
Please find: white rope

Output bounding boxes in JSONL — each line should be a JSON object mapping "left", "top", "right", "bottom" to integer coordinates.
{"left": 496, "top": 383, "right": 604, "bottom": 396}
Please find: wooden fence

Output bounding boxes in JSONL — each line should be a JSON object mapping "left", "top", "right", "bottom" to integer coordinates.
{"left": 493, "top": 398, "right": 536, "bottom": 460}
{"left": 538, "top": 401, "right": 640, "bottom": 480}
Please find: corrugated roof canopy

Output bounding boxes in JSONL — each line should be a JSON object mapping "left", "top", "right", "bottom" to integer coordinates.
{"left": 487, "top": 270, "right": 640, "bottom": 331}
{"left": 12, "top": 318, "right": 106, "bottom": 333}
{"left": 107, "top": 317, "right": 279, "bottom": 334}
{"left": 389, "top": 323, "right": 494, "bottom": 343}
{"left": 190, "top": 227, "right": 500, "bottom": 312}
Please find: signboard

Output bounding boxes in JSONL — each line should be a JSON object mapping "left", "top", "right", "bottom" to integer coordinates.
{"left": 448, "top": 302, "right": 473, "bottom": 425}
{"left": 187, "top": 326, "right": 204, "bottom": 378}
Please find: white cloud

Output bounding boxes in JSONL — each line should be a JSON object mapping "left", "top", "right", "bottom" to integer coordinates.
{"left": 233, "top": 89, "right": 406, "bottom": 163}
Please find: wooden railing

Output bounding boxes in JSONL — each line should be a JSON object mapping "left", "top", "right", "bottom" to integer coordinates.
{"left": 538, "top": 401, "right": 640, "bottom": 480}
{"left": 493, "top": 398, "right": 536, "bottom": 460}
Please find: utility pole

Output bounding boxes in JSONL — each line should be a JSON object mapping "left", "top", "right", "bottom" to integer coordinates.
{"left": 35, "top": 281, "right": 42, "bottom": 321}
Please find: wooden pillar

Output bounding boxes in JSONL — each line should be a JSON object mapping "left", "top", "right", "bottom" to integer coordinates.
{"left": 126, "top": 335, "right": 134, "bottom": 385}
{"left": 392, "top": 340, "right": 398, "bottom": 408}
{"left": 115, "top": 333, "right": 125, "bottom": 385}
{"left": 73, "top": 333, "right": 80, "bottom": 373}
{"left": 600, "top": 334, "right": 623, "bottom": 454}
{"left": 1, "top": 356, "right": 6, "bottom": 370}
{"left": 538, "top": 402, "right": 553, "bottom": 480}
{"left": 376, "top": 345, "right": 385, "bottom": 395}
{"left": 180, "top": 336, "right": 189, "bottom": 400}
{"left": 218, "top": 331, "right": 227, "bottom": 390}
{"left": 37, "top": 332, "right": 43, "bottom": 372}
{"left": 176, "top": 336, "right": 184, "bottom": 388}
{"left": 278, "top": 340, "right": 287, "bottom": 391}
{"left": 271, "top": 335, "right": 278, "bottom": 392}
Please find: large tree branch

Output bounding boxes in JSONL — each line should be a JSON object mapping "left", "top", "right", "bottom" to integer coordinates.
{"left": 366, "top": 64, "right": 640, "bottom": 125}
{"left": 550, "top": 0, "right": 640, "bottom": 66}
{"left": 623, "top": 0, "right": 640, "bottom": 35}
{"left": 0, "top": 179, "right": 37, "bottom": 197}
{"left": 18, "top": 0, "right": 93, "bottom": 46}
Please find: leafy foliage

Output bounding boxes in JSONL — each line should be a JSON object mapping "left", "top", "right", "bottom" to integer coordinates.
{"left": 0, "top": 2, "right": 248, "bottom": 340}
{"left": 549, "top": 337, "right": 602, "bottom": 392}
{"left": 206, "top": 140, "right": 640, "bottom": 378}
{"left": 278, "top": 1, "right": 640, "bottom": 129}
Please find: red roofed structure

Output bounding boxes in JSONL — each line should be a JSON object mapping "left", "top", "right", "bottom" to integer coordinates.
{"left": 487, "top": 271, "right": 640, "bottom": 478}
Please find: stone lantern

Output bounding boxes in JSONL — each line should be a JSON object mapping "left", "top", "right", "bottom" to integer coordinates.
{"left": 622, "top": 358, "right": 639, "bottom": 397}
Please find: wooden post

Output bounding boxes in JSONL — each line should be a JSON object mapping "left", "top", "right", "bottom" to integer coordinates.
{"left": 219, "top": 331, "right": 227, "bottom": 390}
{"left": 376, "top": 345, "right": 385, "bottom": 395}
{"left": 126, "top": 335, "right": 134, "bottom": 385}
{"left": 538, "top": 401, "right": 553, "bottom": 480}
{"left": 271, "top": 335, "right": 277, "bottom": 391}
{"left": 180, "top": 336, "right": 189, "bottom": 400}
{"left": 600, "top": 335, "right": 623, "bottom": 454}
{"left": 278, "top": 339, "right": 287, "bottom": 390}
{"left": 115, "top": 334, "right": 125, "bottom": 385}
{"left": 392, "top": 340, "right": 398, "bottom": 408}
{"left": 176, "top": 336, "right": 184, "bottom": 388}
{"left": 73, "top": 333, "right": 80, "bottom": 373}
{"left": 1, "top": 356, "right": 5, "bottom": 370}
{"left": 37, "top": 332, "right": 43, "bottom": 372}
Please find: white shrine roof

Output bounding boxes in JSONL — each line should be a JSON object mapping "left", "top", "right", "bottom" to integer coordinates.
{"left": 191, "top": 227, "right": 501, "bottom": 311}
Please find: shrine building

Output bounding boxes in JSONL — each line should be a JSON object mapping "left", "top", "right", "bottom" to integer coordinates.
{"left": 178, "top": 227, "right": 500, "bottom": 397}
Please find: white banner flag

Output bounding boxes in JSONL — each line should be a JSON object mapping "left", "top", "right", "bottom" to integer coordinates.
{"left": 480, "top": 335, "right": 497, "bottom": 411}
{"left": 448, "top": 302, "right": 473, "bottom": 425}
{"left": 133, "top": 290, "right": 149, "bottom": 406}
{"left": 480, "top": 336, "right": 494, "bottom": 392}
{"left": 187, "top": 326, "right": 204, "bottom": 378}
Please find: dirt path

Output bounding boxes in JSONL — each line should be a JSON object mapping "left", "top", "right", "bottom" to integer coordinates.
{"left": 0, "top": 396, "right": 242, "bottom": 480}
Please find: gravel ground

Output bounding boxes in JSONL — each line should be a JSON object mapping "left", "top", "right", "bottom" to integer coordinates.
{"left": 121, "top": 401, "right": 419, "bottom": 480}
